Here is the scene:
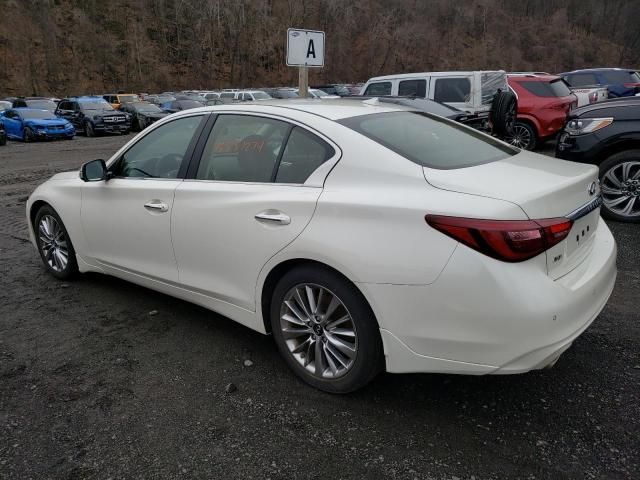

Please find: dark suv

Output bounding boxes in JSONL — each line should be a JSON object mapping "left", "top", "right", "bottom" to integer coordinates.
{"left": 55, "top": 96, "right": 131, "bottom": 136}
{"left": 556, "top": 97, "right": 640, "bottom": 222}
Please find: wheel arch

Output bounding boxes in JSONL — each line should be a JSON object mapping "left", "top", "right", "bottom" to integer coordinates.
{"left": 596, "top": 137, "right": 640, "bottom": 166}
{"left": 514, "top": 115, "right": 541, "bottom": 138}
{"left": 259, "top": 258, "right": 380, "bottom": 335}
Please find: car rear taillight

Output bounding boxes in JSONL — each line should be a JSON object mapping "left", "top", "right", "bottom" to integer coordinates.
{"left": 425, "top": 215, "right": 573, "bottom": 262}
{"left": 623, "top": 82, "right": 640, "bottom": 88}
{"left": 588, "top": 92, "right": 598, "bottom": 103}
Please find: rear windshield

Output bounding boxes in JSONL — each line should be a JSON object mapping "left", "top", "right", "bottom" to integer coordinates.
{"left": 339, "top": 112, "right": 516, "bottom": 170}
{"left": 602, "top": 70, "right": 640, "bottom": 84}
{"left": 520, "top": 79, "right": 572, "bottom": 97}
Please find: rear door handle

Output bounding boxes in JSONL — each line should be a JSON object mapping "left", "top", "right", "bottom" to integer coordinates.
{"left": 144, "top": 201, "right": 169, "bottom": 213}
{"left": 255, "top": 210, "right": 291, "bottom": 225}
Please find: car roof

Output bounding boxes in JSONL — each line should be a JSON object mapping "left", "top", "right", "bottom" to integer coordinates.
{"left": 508, "top": 74, "right": 561, "bottom": 82}
{"left": 170, "top": 98, "right": 414, "bottom": 121}
{"left": 559, "top": 67, "right": 637, "bottom": 75}
{"left": 367, "top": 71, "right": 504, "bottom": 81}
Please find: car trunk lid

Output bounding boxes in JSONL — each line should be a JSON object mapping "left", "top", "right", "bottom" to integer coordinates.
{"left": 423, "top": 151, "right": 602, "bottom": 278}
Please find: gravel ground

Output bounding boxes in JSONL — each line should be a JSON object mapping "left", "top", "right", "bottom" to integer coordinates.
{"left": 0, "top": 136, "right": 638, "bottom": 480}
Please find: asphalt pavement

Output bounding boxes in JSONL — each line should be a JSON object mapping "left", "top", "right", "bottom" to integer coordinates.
{"left": 0, "top": 135, "right": 638, "bottom": 479}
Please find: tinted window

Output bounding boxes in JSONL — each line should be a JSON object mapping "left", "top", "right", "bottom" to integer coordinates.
{"left": 196, "top": 115, "right": 290, "bottom": 182}
{"left": 520, "top": 79, "right": 572, "bottom": 97}
{"left": 601, "top": 70, "right": 640, "bottom": 84}
{"left": 26, "top": 100, "right": 57, "bottom": 109}
{"left": 433, "top": 78, "right": 471, "bottom": 103}
{"left": 567, "top": 73, "right": 598, "bottom": 87}
{"left": 220, "top": 92, "right": 235, "bottom": 99}
{"left": 276, "top": 127, "right": 334, "bottom": 184}
{"left": 177, "top": 100, "right": 203, "bottom": 109}
{"left": 339, "top": 112, "right": 515, "bottom": 170}
{"left": 113, "top": 115, "right": 203, "bottom": 178}
{"left": 80, "top": 102, "right": 114, "bottom": 111}
{"left": 398, "top": 79, "right": 426, "bottom": 97}
{"left": 364, "top": 82, "right": 392, "bottom": 96}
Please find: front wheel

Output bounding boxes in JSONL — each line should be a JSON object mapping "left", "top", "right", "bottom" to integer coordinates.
{"left": 23, "top": 127, "right": 34, "bottom": 143}
{"left": 599, "top": 151, "right": 640, "bottom": 223}
{"left": 505, "top": 121, "right": 537, "bottom": 150}
{"left": 34, "top": 205, "right": 79, "bottom": 279}
{"left": 85, "top": 121, "right": 95, "bottom": 137}
{"left": 270, "top": 266, "right": 383, "bottom": 393}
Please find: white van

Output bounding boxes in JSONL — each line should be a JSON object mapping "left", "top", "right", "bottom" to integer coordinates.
{"left": 360, "top": 71, "right": 508, "bottom": 115}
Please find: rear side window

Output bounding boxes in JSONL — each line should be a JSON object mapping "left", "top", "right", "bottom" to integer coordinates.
{"left": 398, "top": 79, "right": 426, "bottom": 97}
{"left": 339, "top": 112, "right": 515, "bottom": 170}
{"left": 196, "top": 114, "right": 290, "bottom": 182}
{"left": 275, "top": 127, "right": 334, "bottom": 184}
{"left": 364, "top": 82, "right": 391, "bottom": 96}
{"left": 566, "top": 73, "right": 598, "bottom": 86}
{"left": 601, "top": 70, "right": 640, "bottom": 84}
{"left": 520, "top": 79, "right": 572, "bottom": 97}
{"left": 433, "top": 78, "right": 471, "bottom": 103}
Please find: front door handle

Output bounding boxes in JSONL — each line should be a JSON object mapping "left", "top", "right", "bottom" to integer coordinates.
{"left": 144, "top": 201, "right": 169, "bottom": 212}
{"left": 255, "top": 210, "right": 291, "bottom": 225}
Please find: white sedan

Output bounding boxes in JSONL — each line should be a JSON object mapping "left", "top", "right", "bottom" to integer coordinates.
{"left": 27, "top": 100, "right": 617, "bottom": 393}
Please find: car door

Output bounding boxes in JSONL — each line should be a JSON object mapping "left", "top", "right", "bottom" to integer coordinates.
{"left": 171, "top": 113, "right": 337, "bottom": 311}
{"left": 81, "top": 113, "right": 207, "bottom": 282}
{"left": 2, "top": 110, "right": 22, "bottom": 138}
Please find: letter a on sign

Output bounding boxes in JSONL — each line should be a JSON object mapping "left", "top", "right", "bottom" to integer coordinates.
{"left": 286, "top": 28, "right": 325, "bottom": 67}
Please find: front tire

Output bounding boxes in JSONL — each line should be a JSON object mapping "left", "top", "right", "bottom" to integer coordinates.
{"left": 599, "top": 151, "right": 640, "bottom": 223}
{"left": 270, "top": 266, "right": 383, "bottom": 393}
{"left": 23, "top": 127, "right": 34, "bottom": 143}
{"left": 85, "top": 121, "right": 95, "bottom": 137}
{"left": 34, "top": 205, "right": 79, "bottom": 280}
{"left": 505, "top": 121, "right": 537, "bottom": 150}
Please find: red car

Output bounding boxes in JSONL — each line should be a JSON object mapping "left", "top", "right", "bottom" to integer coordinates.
{"left": 506, "top": 74, "right": 577, "bottom": 150}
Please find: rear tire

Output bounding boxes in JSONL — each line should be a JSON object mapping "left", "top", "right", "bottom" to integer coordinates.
{"left": 270, "top": 265, "right": 383, "bottom": 393}
{"left": 505, "top": 121, "right": 537, "bottom": 150}
{"left": 34, "top": 205, "right": 79, "bottom": 280}
{"left": 0, "top": 133, "right": 6, "bottom": 146}
{"left": 599, "top": 151, "right": 640, "bottom": 223}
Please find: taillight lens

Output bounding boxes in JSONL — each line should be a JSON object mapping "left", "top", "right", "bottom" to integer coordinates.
{"left": 588, "top": 92, "right": 598, "bottom": 103}
{"left": 425, "top": 215, "right": 574, "bottom": 262}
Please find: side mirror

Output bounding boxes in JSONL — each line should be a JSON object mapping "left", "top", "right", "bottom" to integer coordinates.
{"left": 80, "top": 159, "right": 108, "bottom": 182}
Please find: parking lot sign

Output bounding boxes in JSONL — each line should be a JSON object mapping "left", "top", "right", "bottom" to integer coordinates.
{"left": 286, "top": 28, "right": 325, "bottom": 67}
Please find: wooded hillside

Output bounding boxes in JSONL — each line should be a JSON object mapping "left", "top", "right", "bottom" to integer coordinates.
{"left": 1, "top": 0, "right": 638, "bottom": 96}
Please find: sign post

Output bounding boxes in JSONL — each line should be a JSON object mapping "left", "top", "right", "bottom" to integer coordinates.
{"left": 286, "top": 28, "right": 325, "bottom": 98}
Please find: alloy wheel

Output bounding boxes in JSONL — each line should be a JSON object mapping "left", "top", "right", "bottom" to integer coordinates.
{"left": 279, "top": 283, "right": 357, "bottom": 379}
{"left": 601, "top": 161, "right": 640, "bottom": 218}
{"left": 38, "top": 215, "right": 69, "bottom": 272}
{"left": 506, "top": 124, "right": 532, "bottom": 149}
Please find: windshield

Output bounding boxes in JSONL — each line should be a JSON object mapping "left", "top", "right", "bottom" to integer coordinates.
{"left": 339, "top": 112, "right": 516, "bottom": 170}
{"left": 275, "top": 90, "right": 299, "bottom": 98}
{"left": 19, "top": 109, "right": 57, "bottom": 119}
{"left": 135, "top": 103, "right": 162, "bottom": 112}
{"left": 81, "top": 102, "right": 114, "bottom": 111}
{"left": 118, "top": 95, "right": 139, "bottom": 103}
{"left": 311, "top": 89, "right": 329, "bottom": 97}
{"left": 252, "top": 91, "right": 272, "bottom": 100}
{"left": 26, "top": 100, "right": 57, "bottom": 110}
{"left": 178, "top": 100, "right": 204, "bottom": 109}
{"left": 334, "top": 85, "right": 351, "bottom": 96}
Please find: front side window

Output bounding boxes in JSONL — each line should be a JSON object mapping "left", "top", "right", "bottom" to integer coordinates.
{"left": 364, "top": 82, "right": 392, "bottom": 96}
{"left": 196, "top": 115, "right": 290, "bottom": 182}
{"left": 275, "top": 127, "right": 334, "bottom": 184}
{"left": 339, "top": 112, "right": 516, "bottom": 170}
{"left": 398, "top": 79, "right": 426, "bottom": 97}
{"left": 113, "top": 115, "right": 203, "bottom": 179}
{"left": 433, "top": 78, "right": 471, "bottom": 103}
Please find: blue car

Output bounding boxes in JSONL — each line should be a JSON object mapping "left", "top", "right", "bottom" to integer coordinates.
{"left": 559, "top": 68, "right": 640, "bottom": 98}
{"left": 1, "top": 108, "right": 75, "bottom": 142}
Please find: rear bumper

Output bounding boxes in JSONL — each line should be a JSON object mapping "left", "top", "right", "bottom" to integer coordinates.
{"left": 360, "top": 219, "right": 617, "bottom": 374}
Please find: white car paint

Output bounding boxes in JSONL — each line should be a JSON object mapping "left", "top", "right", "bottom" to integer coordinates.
{"left": 27, "top": 100, "right": 617, "bottom": 377}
